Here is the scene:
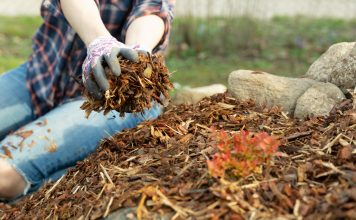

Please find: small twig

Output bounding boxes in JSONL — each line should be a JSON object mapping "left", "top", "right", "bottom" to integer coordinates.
{"left": 322, "top": 133, "right": 343, "bottom": 153}
{"left": 103, "top": 197, "right": 114, "bottom": 218}
{"left": 85, "top": 206, "right": 93, "bottom": 220}
{"left": 291, "top": 154, "right": 305, "bottom": 160}
{"left": 177, "top": 162, "right": 193, "bottom": 176}
{"left": 192, "top": 201, "right": 220, "bottom": 216}
{"left": 196, "top": 171, "right": 208, "bottom": 188}
{"left": 196, "top": 123, "right": 211, "bottom": 131}
{"left": 71, "top": 185, "right": 80, "bottom": 194}
{"left": 45, "top": 175, "right": 65, "bottom": 199}
{"left": 220, "top": 178, "right": 280, "bottom": 190}
{"left": 341, "top": 134, "right": 353, "bottom": 142}
{"left": 171, "top": 212, "right": 180, "bottom": 220}
{"left": 269, "top": 182, "right": 293, "bottom": 209}
{"left": 156, "top": 189, "right": 192, "bottom": 217}
{"left": 322, "top": 123, "right": 335, "bottom": 134}
{"left": 71, "top": 171, "right": 80, "bottom": 180}
{"left": 44, "top": 210, "right": 53, "bottom": 220}
{"left": 165, "top": 124, "right": 184, "bottom": 135}
{"left": 125, "top": 155, "right": 139, "bottom": 163}
{"left": 111, "top": 165, "right": 140, "bottom": 175}
{"left": 227, "top": 201, "right": 246, "bottom": 214}
{"left": 240, "top": 179, "right": 278, "bottom": 189}
{"left": 316, "top": 161, "right": 346, "bottom": 176}
{"left": 137, "top": 194, "right": 147, "bottom": 220}
{"left": 284, "top": 131, "right": 313, "bottom": 141}
{"left": 96, "top": 185, "right": 106, "bottom": 200}
{"left": 293, "top": 199, "right": 301, "bottom": 217}
{"left": 281, "top": 111, "right": 289, "bottom": 120}
{"left": 316, "top": 170, "right": 340, "bottom": 178}
{"left": 100, "top": 163, "right": 114, "bottom": 185}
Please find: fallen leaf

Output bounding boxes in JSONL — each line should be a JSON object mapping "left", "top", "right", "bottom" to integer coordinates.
{"left": 143, "top": 64, "right": 152, "bottom": 78}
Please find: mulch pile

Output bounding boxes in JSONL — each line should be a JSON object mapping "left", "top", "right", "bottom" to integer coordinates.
{"left": 1, "top": 93, "right": 355, "bottom": 219}
{"left": 80, "top": 54, "right": 173, "bottom": 117}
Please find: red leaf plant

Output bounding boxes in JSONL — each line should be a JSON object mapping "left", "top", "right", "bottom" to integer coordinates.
{"left": 207, "top": 129, "right": 280, "bottom": 179}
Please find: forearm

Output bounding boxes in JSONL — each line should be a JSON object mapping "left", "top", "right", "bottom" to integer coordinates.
{"left": 61, "top": 0, "right": 110, "bottom": 46}
{"left": 61, "top": 0, "right": 165, "bottom": 52}
{"left": 125, "top": 15, "right": 165, "bottom": 53}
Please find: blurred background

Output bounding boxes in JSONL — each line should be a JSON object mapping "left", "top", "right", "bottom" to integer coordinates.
{"left": 0, "top": 0, "right": 355, "bottom": 86}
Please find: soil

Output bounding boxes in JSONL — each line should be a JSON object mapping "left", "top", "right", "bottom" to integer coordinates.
{"left": 0, "top": 93, "right": 355, "bottom": 220}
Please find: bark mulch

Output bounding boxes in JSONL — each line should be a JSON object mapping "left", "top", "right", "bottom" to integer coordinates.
{"left": 80, "top": 54, "right": 173, "bottom": 117}
{"left": 1, "top": 93, "right": 355, "bottom": 220}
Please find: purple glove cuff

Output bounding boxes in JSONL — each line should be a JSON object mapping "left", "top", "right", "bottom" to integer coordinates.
{"left": 132, "top": 44, "right": 151, "bottom": 53}
{"left": 82, "top": 35, "right": 127, "bottom": 79}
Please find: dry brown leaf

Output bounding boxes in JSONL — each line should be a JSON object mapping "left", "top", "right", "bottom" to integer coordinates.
{"left": 143, "top": 63, "right": 152, "bottom": 78}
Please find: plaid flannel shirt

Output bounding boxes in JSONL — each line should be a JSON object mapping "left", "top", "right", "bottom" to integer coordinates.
{"left": 26, "top": 0, "right": 175, "bottom": 117}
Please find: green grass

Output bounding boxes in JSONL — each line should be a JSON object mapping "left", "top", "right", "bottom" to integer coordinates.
{"left": 167, "top": 56, "right": 299, "bottom": 87}
{"left": 0, "top": 15, "right": 355, "bottom": 86}
{"left": 168, "top": 16, "right": 356, "bottom": 86}
{"left": 167, "top": 55, "right": 313, "bottom": 87}
{"left": 0, "top": 16, "right": 42, "bottom": 72}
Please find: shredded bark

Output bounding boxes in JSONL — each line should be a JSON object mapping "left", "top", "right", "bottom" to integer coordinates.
{"left": 0, "top": 93, "right": 355, "bottom": 219}
{"left": 80, "top": 54, "right": 173, "bottom": 117}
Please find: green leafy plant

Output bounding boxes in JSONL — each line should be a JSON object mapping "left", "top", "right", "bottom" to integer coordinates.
{"left": 207, "top": 129, "right": 280, "bottom": 179}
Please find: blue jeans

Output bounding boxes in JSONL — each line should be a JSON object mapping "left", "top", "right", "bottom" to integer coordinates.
{"left": 0, "top": 64, "right": 162, "bottom": 196}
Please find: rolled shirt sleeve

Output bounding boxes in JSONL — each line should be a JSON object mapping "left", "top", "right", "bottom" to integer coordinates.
{"left": 120, "top": 0, "right": 176, "bottom": 54}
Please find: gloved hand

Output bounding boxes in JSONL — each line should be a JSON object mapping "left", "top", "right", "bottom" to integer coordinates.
{"left": 82, "top": 35, "right": 139, "bottom": 99}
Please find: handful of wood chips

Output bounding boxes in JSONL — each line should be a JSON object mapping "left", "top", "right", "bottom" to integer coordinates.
{"left": 80, "top": 54, "right": 173, "bottom": 117}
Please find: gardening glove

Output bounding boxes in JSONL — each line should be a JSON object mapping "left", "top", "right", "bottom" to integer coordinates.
{"left": 132, "top": 44, "right": 152, "bottom": 56}
{"left": 82, "top": 35, "right": 139, "bottom": 100}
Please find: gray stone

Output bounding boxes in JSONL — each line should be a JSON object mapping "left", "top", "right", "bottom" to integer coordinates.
{"left": 294, "top": 83, "right": 345, "bottom": 118}
{"left": 173, "top": 84, "right": 227, "bottom": 105}
{"left": 228, "top": 70, "right": 346, "bottom": 118}
{"left": 305, "top": 42, "right": 356, "bottom": 91}
{"left": 105, "top": 208, "right": 136, "bottom": 220}
{"left": 354, "top": 87, "right": 356, "bottom": 109}
{"left": 228, "top": 70, "right": 315, "bottom": 115}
